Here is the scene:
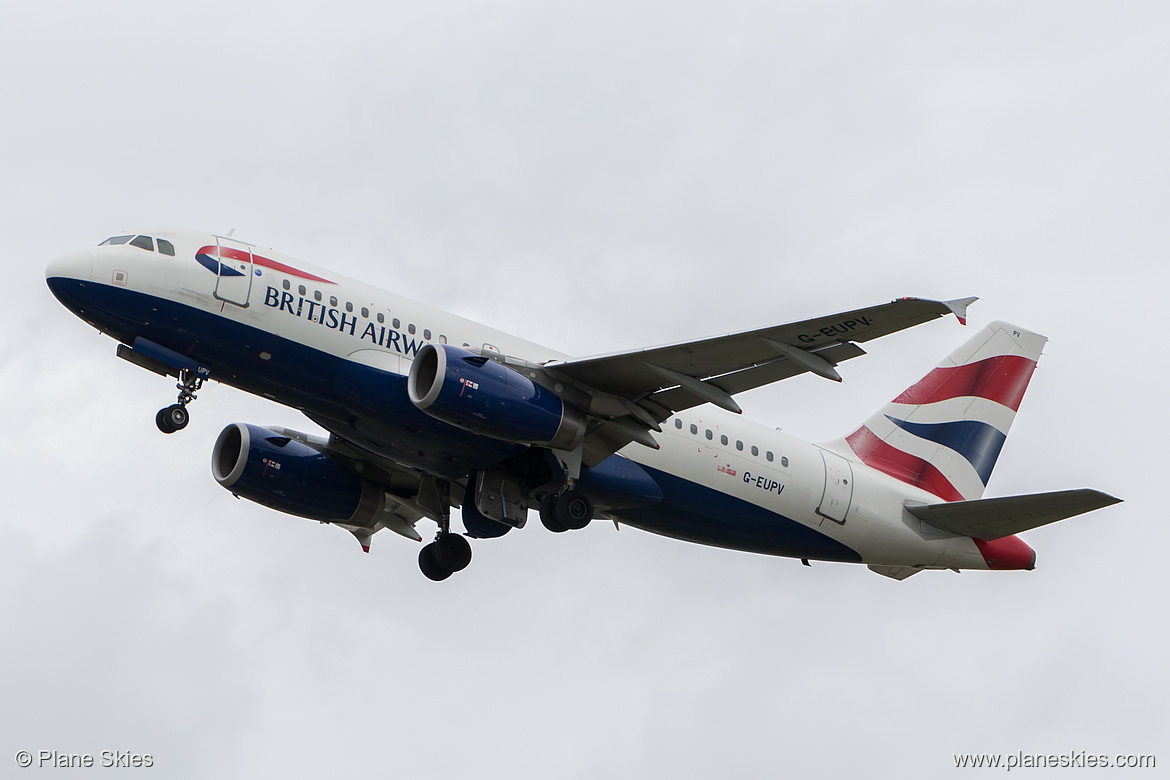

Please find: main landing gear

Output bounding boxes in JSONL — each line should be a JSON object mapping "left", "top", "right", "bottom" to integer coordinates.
{"left": 155, "top": 369, "right": 203, "bottom": 434}
{"left": 415, "top": 475, "right": 474, "bottom": 581}
{"left": 418, "top": 532, "right": 473, "bottom": 581}
{"left": 539, "top": 488, "right": 593, "bottom": 533}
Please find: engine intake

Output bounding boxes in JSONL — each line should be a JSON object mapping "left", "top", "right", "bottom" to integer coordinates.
{"left": 407, "top": 343, "right": 586, "bottom": 450}
{"left": 212, "top": 423, "right": 384, "bottom": 524}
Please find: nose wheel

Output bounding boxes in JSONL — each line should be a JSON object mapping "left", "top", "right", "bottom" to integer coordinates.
{"left": 155, "top": 404, "right": 189, "bottom": 433}
{"left": 155, "top": 369, "right": 203, "bottom": 434}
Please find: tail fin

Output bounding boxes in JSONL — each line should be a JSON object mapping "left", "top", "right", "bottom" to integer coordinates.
{"left": 826, "top": 321, "right": 1047, "bottom": 502}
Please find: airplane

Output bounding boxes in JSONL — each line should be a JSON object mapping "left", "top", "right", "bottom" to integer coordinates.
{"left": 45, "top": 229, "right": 1120, "bottom": 581}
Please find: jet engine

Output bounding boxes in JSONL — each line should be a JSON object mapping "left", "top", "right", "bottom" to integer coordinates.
{"left": 407, "top": 344, "right": 586, "bottom": 450}
{"left": 212, "top": 423, "right": 384, "bottom": 525}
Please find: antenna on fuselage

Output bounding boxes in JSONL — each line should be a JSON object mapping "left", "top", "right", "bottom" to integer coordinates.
{"left": 225, "top": 227, "right": 236, "bottom": 238}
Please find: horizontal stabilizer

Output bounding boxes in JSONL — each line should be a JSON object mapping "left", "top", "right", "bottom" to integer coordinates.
{"left": 906, "top": 489, "right": 1121, "bottom": 540}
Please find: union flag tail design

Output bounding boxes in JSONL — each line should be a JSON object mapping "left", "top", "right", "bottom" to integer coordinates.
{"left": 830, "top": 321, "right": 1047, "bottom": 502}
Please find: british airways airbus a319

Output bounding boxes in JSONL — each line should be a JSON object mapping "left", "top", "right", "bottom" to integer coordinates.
{"left": 45, "top": 229, "right": 1120, "bottom": 581}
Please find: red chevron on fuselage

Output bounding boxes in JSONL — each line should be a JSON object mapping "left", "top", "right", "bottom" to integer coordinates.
{"left": 196, "top": 244, "right": 335, "bottom": 285}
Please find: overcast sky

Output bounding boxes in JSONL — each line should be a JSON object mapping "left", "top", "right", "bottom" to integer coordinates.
{"left": 1, "top": 1, "right": 1165, "bottom": 777}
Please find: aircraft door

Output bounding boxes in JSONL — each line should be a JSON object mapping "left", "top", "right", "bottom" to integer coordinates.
{"left": 817, "top": 449, "right": 854, "bottom": 524}
{"left": 212, "top": 236, "right": 254, "bottom": 307}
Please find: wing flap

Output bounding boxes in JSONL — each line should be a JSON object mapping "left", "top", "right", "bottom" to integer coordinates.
{"left": 905, "top": 489, "right": 1121, "bottom": 540}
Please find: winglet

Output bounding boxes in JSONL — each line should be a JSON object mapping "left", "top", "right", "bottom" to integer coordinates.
{"left": 943, "top": 297, "right": 979, "bottom": 326}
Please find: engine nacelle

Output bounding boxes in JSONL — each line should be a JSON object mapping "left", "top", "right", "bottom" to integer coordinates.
{"left": 212, "top": 423, "right": 384, "bottom": 525}
{"left": 407, "top": 343, "right": 586, "bottom": 450}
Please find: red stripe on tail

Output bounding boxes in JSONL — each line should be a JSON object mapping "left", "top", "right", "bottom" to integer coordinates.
{"left": 845, "top": 427, "right": 965, "bottom": 502}
{"left": 893, "top": 354, "right": 1037, "bottom": 412}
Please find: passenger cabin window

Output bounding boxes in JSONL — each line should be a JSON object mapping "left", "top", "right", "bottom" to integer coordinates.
{"left": 157, "top": 239, "right": 175, "bottom": 256}
{"left": 345, "top": 302, "right": 353, "bottom": 313}
{"left": 705, "top": 429, "right": 713, "bottom": 440}
{"left": 393, "top": 318, "right": 400, "bottom": 329}
{"left": 298, "top": 285, "right": 306, "bottom": 296}
{"left": 675, "top": 419, "right": 683, "bottom": 429}
{"left": 736, "top": 440, "right": 744, "bottom": 451}
{"left": 689, "top": 424, "right": 698, "bottom": 435}
{"left": 781, "top": 456, "right": 789, "bottom": 468}
{"left": 439, "top": 335, "right": 447, "bottom": 344}
{"left": 408, "top": 324, "right": 416, "bottom": 335}
{"left": 283, "top": 279, "right": 291, "bottom": 291}
{"left": 99, "top": 235, "right": 134, "bottom": 246}
{"left": 766, "top": 451, "right": 774, "bottom": 462}
{"left": 361, "top": 306, "right": 369, "bottom": 318}
{"left": 377, "top": 312, "right": 384, "bottom": 324}
{"left": 330, "top": 296, "right": 338, "bottom": 307}
{"left": 751, "top": 445, "right": 759, "bottom": 457}
{"left": 721, "top": 435, "right": 728, "bottom": 446}
{"left": 130, "top": 235, "right": 154, "bottom": 251}
{"left": 423, "top": 329, "right": 431, "bottom": 340}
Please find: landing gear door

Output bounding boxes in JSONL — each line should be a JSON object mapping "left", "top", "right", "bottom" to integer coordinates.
{"left": 817, "top": 449, "right": 854, "bottom": 524}
{"left": 213, "top": 236, "right": 254, "bottom": 308}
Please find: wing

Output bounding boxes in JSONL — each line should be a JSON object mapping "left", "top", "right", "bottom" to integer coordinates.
{"left": 545, "top": 297, "right": 976, "bottom": 464}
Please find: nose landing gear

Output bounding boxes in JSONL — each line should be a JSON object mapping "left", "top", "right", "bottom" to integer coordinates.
{"left": 155, "top": 369, "right": 203, "bottom": 434}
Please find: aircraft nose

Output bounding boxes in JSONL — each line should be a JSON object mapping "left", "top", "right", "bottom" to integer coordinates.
{"left": 46, "top": 248, "right": 94, "bottom": 283}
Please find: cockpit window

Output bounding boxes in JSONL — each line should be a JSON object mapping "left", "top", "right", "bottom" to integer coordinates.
{"left": 99, "top": 234, "right": 174, "bottom": 254}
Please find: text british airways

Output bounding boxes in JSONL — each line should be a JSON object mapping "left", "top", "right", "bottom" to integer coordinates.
{"left": 263, "top": 286, "right": 423, "bottom": 357}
